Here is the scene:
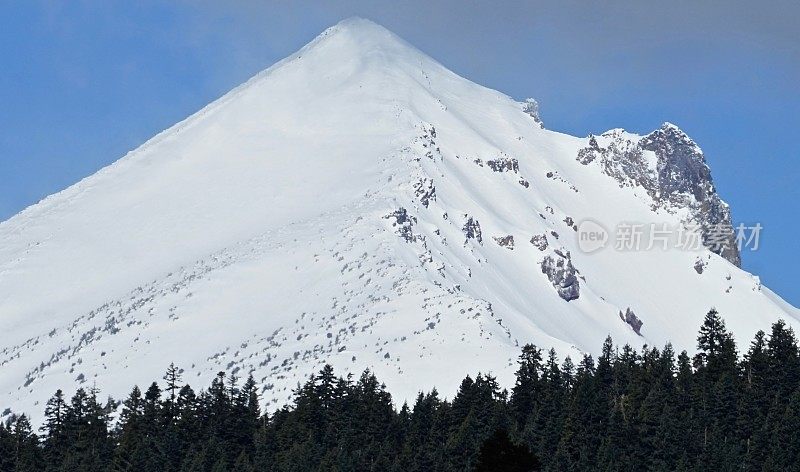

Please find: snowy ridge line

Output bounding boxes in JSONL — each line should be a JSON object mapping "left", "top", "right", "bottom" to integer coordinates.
{"left": 0, "top": 20, "right": 366, "bottom": 227}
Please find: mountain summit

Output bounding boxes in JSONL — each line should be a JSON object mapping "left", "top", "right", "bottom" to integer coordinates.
{"left": 0, "top": 18, "right": 795, "bottom": 420}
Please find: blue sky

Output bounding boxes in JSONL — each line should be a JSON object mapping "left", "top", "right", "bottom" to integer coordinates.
{"left": 1, "top": 1, "right": 798, "bottom": 305}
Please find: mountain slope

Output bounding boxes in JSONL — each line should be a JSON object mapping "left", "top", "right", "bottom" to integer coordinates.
{"left": 1, "top": 18, "right": 796, "bottom": 420}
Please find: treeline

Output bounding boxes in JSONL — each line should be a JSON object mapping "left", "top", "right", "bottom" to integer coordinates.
{"left": 2, "top": 309, "right": 800, "bottom": 471}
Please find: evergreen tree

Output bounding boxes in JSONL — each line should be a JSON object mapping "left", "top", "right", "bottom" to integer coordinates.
{"left": 10, "top": 415, "right": 42, "bottom": 472}
{"left": 137, "top": 382, "right": 166, "bottom": 471}
{"left": 510, "top": 344, "right": 543, "bottom": 431}
{"left": 59, "top": 387, "right": 113, "bottom": 471}
{"left": 162, "top": 363, "right": 183, "bottom": 429}
{"left": 40, "top": 389, "right": 68, "bottom": 468}
{"left": 523, "top": 348, "right": 564, "bottom": 462}
{"left": 695, "top": 308, "right": 738, "bottom": 376}
{"left": 694, "top": 309, "right": 742, "bottom": 469}
{"left": 766, "top": 320, "right": 800, "bottom": 397}
{"left": 741, "top": 330, "right": 771, "bottom": 468}
{"left": 765, "top": 387, "right": 800, "bottom": 470}
{"left": 0, "top": 420, "right": 16, "bottom": 472}
{"left": 554, "top": 354, "right": 600, "bottom": 471}
{"left": 474, "top": 429, "right": 539, "bottom": 472}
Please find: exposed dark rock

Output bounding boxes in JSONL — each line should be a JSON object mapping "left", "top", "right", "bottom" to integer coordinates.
{"left": 576, "top": 130, "right": 657, "bottom": 191}
{"left": 619, "top": 308, "right": 643, "bottom": 335}
{"left": 541, "top": 250, "right": 580, "bottom": 301}
{"left": 419, "top": 251, "right": 433, "bottom": 264}
{"left": 493, "top": 235, "right": 515, "bottom": 250}
{"left": 521, "top": 98, "right": 544, "bottom": 128}
{"left": 545, "top": 171, "right": 579, "bottom": 192}
{"left": 640, "top": 124, "right": 710, "bottom": 200}
{"left": 576, "top": 124, "right": 740, "bottom": 266}
{"left": 414, "top": 178, "right": 436, "bottom": 208}
{"left": 420, "top": 125, "right": 441, "bottom": 160}
{"left": 384, "top": 208, "right": 417, "bottom": 242}
{"left": 576, "top": 136, "right": 599, "bottom": 165}
{"left": 694, "top": 258, "right": 707, "bottom": 274}
{"left": 518, "top": 178, "right": 530, "bottom": 188}
{"left": 530, "top": 234, "right": 548, "bottom": 251}
{"left": 487, "top": 156, "right": 519, "bottom": 173}
{"left": 640, "top": 124, "right": 739, "bottom": 266}
{"left": 463, "top": 217, "right": 483, "bottom": 244}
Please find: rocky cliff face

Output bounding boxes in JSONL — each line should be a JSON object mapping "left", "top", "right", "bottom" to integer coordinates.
{"left": 577, "top": 130, "right": 656, "bottom": 192}
{"left": 640, "top": 124, "right": 740, "bottom": 266}
{"left": 541, "top": 249, "right": 580, "bottom": 301}
{"left": 521, "top": 98, "right": 544, "bottom": 128}
{"left": 577, "top": 123, "right": 740, "bottom": 266}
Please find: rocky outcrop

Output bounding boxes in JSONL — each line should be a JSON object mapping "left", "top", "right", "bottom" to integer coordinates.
{"left": 487, "top": 156, "right": 519, "bottom": 173}
{"left": 493, "top": 235, "right": 514, "bottom": 250}
{"left": 520, "top": 98, "right": 544, "bottom": 128}
{"left": 462, "top": 217, "right": 483, "bottom": 244}
{"left": 640, "top": 124, "right": 740, "bottom": 266}
{"left": 541, "top": 250, "right": 580, "bottom": 301}
{"left": 414, "top": 178, "right": 436, "bottom": 208}
{"left": 530, "top": 234, "right": 549, "bottom": 251}
{"left": 545, "top": 171, "right": 579, "bottom": 193}
{"left": 384, "top": 208, "right": 417, "bottom": 242}
{"left": 576, "top": 124, "right": 740, "bottom": 266}
{"left": 419, "top": 125, "right": 441, "bottom": 160}
{"left": 619, "top": 308, "right": 643, "bottom": 335}
{"left": 576, "top": 131, "right": 657, "bottom": 192}
{"left": 694, "top": 257, "right": 707, "bottom": 274}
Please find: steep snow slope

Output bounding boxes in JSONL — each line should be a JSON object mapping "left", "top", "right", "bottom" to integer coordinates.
{"left": 1, "top": 18, "right": 796, "bottom": 420}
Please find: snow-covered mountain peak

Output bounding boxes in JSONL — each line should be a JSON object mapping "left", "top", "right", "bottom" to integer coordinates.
{"left": 644, "top": 122, "right": 703, "bottom": 155}
{"left": 317, "top": 16, "right": 405, "bottom": 46}
{"left": 269, "top": 16, "right": 445, "bottom": 85}
{"left": 658, "top": 121, "right": 693, "bottom": 137}
{"left": 0, "top": 19, "right": 794, "bottom": 422}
